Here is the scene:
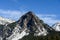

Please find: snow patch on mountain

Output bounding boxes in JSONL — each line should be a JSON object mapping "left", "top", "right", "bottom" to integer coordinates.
{"left": 0, "top": 37, "right": 2, "bottom": 40}
{"left": 34, "top": 28, "right": 48, "bottom": 36}
{"left": 0, "top": 16, "right": 15, "bottom": 25}
{"left": 53, "top": 22, "right": 60, "bottom": 31}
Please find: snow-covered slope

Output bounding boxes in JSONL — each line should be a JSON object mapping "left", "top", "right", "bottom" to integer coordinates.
{"left": 0, "top": 16, "right": 15, "bottom": 25}
{"left": 6, "top": 24, "right": 29, "bottom": 40}
{"left": 52, "top": 22, "right": 60, "bottom": 31}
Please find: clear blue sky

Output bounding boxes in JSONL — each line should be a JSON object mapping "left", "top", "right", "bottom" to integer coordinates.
{"left": 0, "top": 0, "right": 60, "bottom": 25}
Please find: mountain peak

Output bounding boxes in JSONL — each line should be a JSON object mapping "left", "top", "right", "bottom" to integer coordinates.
{"left": 26, "top": 11, "right": 34, "bottom": 15}
{"left": 17, "top": 11, "right": 48, "bottom": 36}
{"left": 24, "top": 11, "right": 35, "bottom": 18}
{"left": 18, "top": 11, "right": 36, "bottom": 24}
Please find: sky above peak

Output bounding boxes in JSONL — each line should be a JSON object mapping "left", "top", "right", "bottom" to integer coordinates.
{"left": 0, "top": 0, "right": 60, "bottom": 26}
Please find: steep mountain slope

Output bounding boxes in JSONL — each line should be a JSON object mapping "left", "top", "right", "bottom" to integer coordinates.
{"left": 52, "top": 22, "right": 60, "bottom": 31}
{"left": 4, "top": 11, "right": 54, "bottom": 40}
{"left": 0, "top": 17, "right": 15, "bottom": 40}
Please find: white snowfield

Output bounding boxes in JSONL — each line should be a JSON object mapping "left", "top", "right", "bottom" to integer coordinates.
{"left": 0, "top": 16, "right": 15, "bottom": 25}
{"left": 53, "top": 22, "right": 60, "bottom": 31}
